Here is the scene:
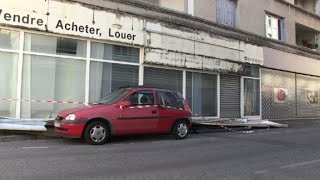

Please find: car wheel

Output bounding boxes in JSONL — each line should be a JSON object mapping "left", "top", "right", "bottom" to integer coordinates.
{"left": 173, "top": 120, "right": 189, "bottom": 140}
{"left": 84, "top": 121, "right": 110, "bottom": 145}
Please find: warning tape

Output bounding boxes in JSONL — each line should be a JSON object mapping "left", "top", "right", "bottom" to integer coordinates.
{"left": 0, "top": 98, "right": 87, "bottom": 105}
{"left": 0, "top": 98, "right": 184, "bottom": 110}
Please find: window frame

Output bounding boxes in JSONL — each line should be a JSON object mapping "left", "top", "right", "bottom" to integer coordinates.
{"left": 265, "top": 13, "right": 285, "bottom": 41}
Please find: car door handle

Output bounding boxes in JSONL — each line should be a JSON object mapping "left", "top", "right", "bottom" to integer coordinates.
{"left": 152, "top": 110, "right": 157, "bottom": 114}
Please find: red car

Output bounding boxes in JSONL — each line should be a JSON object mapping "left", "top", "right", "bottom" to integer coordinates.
{"left": 54, "top": 87, "right": 192, "bottom": 145}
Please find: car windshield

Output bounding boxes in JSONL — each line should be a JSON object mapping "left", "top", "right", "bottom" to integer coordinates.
{"left": 97, "top": 88, "right": 131, "bottom": 105}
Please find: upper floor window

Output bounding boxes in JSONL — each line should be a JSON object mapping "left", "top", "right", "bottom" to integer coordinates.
{"left": 265, "top": 14, "right": 285, "bottom": 41}
{"left": 216, "top": 0, "right": 237, "bottom": 27}
{"left": 140, "top": 0, "right": 192, "bottom": 14}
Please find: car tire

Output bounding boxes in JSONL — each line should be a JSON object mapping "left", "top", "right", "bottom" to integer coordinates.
{"left": 84, "top": 121, "right": 110, "bottom": 145}
{"left": 172, "top": 120, "right": 189, "bottom": 140}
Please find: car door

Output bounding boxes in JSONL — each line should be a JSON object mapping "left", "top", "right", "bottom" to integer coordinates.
{"left": 116, "top": 90, "right": 159, "bottom": 134}
{"left": 155, "top": 90, "right": 185, "bottom": 132}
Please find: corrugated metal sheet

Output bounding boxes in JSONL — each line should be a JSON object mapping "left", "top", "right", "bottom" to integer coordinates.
{"left": 220, "top": 74, "right": 241, "bottom": 118}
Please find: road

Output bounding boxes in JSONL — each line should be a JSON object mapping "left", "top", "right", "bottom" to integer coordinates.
{"left": 1, "top": 120, "right": 320, "bottom": 180}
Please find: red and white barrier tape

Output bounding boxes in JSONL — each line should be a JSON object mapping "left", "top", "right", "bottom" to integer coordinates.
{"left": 0, "top": 98, "right": 184, "bottom": 110}
{"left": 0, "top": 98, "right": 86, "bottom": 105}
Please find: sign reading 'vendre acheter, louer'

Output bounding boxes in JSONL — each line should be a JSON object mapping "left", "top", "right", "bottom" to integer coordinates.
{"left": 0, "top": 0, "right": 144, "bottom": 45}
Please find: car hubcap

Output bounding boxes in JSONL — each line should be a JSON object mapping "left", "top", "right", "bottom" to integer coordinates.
{"left": 90, "top": 125, "right": 106, "bottom": 143}
{"left": 177, "top": 123, "right": 188, "bottom": 137}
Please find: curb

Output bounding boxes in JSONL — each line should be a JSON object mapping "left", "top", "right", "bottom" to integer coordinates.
{"left": 0, "top": 127, "right": 61, "bottom": 143}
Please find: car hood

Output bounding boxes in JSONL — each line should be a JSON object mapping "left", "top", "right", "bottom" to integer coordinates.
{"left": 57, "top": 104, "right": 106, "bottom": 118}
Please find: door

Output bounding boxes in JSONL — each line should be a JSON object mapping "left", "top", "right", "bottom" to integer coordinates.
{"left": 241, "top": 77, "right": 261, "bottom": 119}
{"left": 155, "top": 90, "right": 185, "bottom": 132}
{"left": 117, "top": 90, "right": 158, "bottom": 134}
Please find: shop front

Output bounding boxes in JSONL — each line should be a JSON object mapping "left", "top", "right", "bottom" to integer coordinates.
{"left": 0, "top": 0, "right": 264, "bottom": 121}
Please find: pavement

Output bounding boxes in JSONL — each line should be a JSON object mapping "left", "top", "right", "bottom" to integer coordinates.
{"left": 0, "top": 119, "right": 320, "bottom": 179}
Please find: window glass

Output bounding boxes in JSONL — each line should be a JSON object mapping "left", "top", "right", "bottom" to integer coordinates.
{"left": 24, "top": 33, "right": 86, "bottom": 57}
{"left": 97, "top": 88, "right": 131, "bottom": 105}
{"left": 0, "top": 52, "right": 18, "bottom": 117}
{"left": 244, "top": 78, "right": 260, "bottom": 116}
{"left": 125, "top": 90, "right": 154, "bottom": 106}
{"left": 265, "top": 14, "right": 283, "bottom": 40}
{"left": 156, "top": 91, "right": 184, "bottom": 109}
{"left": 89, "top": 62, "right": 139, "bottom": 103}
{"left": 244, "top": 65, "right": 260, "bottom": 78}
{"left": 21, "top": 55, "right": 86, "bottom": 118}
{"left": 0, "top": 29, "right": 20, "bottom": 50}
{"left": 188, "top": 72, "right": 217, "bottom": 117}
{"left": 91, "top": 42, "right": 139, "bottom": 63}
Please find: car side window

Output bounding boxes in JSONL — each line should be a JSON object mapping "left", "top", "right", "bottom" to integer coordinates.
{"left": 124, "top": 90, "right": 154, "bottom": 106}
{"left": 156, "top": 91, "right": 184, "bottom": 109}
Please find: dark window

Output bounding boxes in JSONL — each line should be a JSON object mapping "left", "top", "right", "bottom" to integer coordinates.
{"left": 156, "top": 91, "right": 184, "bottom": 109}
{"left": 244, "top": 65, "right": 260, "bottom": 78}
{"left": 56, "top": 38, "right": 77, "bottom": 55}
{"left": 125, "top": 90, "right": 154, "bottom": 106}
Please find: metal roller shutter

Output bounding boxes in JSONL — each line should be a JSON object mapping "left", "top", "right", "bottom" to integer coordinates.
{"left": 111, "top": 64, "right": 139, "bottom": 91}
{"left": 144, "top": 67, "right": 183, "bottom": 93}
{"left": 220, "top": 74, "right": 241, "bottom": 118}
{"left": 112, "top": 45, "right": 139, "bottom": 63}
{"left": 201, "top": 73, "right": 218, "bottom": 117}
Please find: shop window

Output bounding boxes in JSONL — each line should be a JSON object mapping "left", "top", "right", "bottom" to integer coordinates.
{"left": 56, "top": 38, "right": 78, "bottom": 55}
{"left": 0, "top": 29, "right": 20, "bottom": 50}
{"left": 144, "top": 67, "right": 183, "bottom": 93}
{"left": 89, "top": 62, "right": 139, "bottom": 103}
{"left": 186, "top": 72, "right": 218, "bottom": 117}
{"left": 24, "top": 33, "right": 86, "bottom": 57}
{"left": 243, "top": 79, "right": 260, "bottom": 116}
{"left": 265, "top": 14, "right": 285, "bottom": 41}
{"left": 244, "top": 65, "right": 260, "bottom": 78}
{"left": 21, "top": 55, "right": 86, "bottom": 118}
{"left": 91, "top": 42, "right": 139, "bottom": 63}
{"left": 243, "top": 65, "right": 261, "bottom": 117}
{"left": 0, "top": 52, "right": 18, "bottom": 117}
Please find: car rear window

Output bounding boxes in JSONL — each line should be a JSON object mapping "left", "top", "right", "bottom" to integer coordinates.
{"left": 156, "top": 91, "right": 184, "bottom": 109}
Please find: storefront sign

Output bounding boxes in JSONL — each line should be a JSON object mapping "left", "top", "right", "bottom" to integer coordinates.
{"left": 273, "top": 88, "right": 288, "bottom": 104}
{"left": 0, "top": 0, "right": 143, "bottom": 45}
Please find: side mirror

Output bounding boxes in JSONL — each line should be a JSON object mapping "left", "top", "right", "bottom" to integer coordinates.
{"left": 120, "top": 101, "right": 131, "bottom": 109}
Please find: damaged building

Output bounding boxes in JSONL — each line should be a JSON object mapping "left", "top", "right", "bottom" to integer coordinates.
{"left": 0, "top": 0, "right": 320, "bottom": 121}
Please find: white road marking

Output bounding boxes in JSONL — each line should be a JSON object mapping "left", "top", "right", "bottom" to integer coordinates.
{"left": 280, "top": 159, "right": 320, "bottom": 169}
{"left": 22, "top": 147, "right": 49, "bottom": 149}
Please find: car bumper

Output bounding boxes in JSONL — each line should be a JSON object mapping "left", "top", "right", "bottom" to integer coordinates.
{"left": 54, "top": 120, "right": 85, "bottom": 138}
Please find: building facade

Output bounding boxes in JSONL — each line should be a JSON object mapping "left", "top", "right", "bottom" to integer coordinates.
{"left": 0, "top": 0, "right": 319, "bottom": 121}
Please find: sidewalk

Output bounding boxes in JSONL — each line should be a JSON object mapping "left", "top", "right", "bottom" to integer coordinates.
{"left": 0, "top": 118, "right": 47, "bottom": 131}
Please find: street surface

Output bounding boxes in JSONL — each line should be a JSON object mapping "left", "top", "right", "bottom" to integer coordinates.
{"left": 1, "top": 120, "right": 320, "bottom": 180}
